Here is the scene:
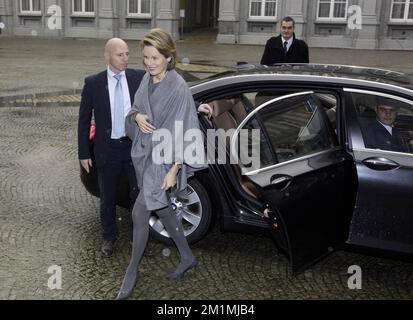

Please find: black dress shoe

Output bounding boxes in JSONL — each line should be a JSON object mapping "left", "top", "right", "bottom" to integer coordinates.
{"left": 101, "top": 240, "right": 116, "bottom": 257}
{"left": 116, "top": 271, "right": 139, "bottom": 300}
{"left": 165, "top": 258, "right": 199, "bottom": 281}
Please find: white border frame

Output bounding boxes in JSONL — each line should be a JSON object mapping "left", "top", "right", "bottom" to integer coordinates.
{"left": 248, "top": 0, "right": 278, "bottom": 20}
{"left": 316, "top": 0, "right": 348, "bottom": 22}
{"left": 72, "top": 0, "right": 96, "bottom": 17}
{"left": 127, "top": 0, "right": 152, "bottom": 18}
{"left": 19, "top": 0, "right": 41, "bottom": 14}
{"left": 390, "top": 0, "right": 413, "bottom": 23}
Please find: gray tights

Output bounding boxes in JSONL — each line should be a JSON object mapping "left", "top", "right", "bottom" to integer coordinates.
{"left": 123, "top": 201, "right": 195, "bottom": 280}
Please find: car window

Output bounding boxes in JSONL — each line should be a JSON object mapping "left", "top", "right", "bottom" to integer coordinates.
{"left": 351, "top": 92, "right": 413, "bottom": 154}
{"left": 315, "top": 93, "right": 338, "bottom": 128}
{"left": 203, "top": 92, "right": 273, "bottom": 169}
{"left": 237, "top": 94, "right": 337, "bottom": 172}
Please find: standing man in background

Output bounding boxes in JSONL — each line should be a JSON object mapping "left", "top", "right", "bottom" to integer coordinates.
{"left": 261, "top": 16, "right": 309, "bottom": 65}
{"left": 78, "top": 38, "right": 151, "bottom": 257}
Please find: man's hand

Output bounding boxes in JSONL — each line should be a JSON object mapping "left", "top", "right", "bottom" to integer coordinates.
{"left": 198, "top": 103, "right": 213, "bottom": 120}
{"left": 80, "top": 159, "right": 93, "bottom": 174}
{"left": 135, "top": 113, "right": 156, "bottom": 134}
{"left": 161, "top": 165, "right": 181, "bottom": 191}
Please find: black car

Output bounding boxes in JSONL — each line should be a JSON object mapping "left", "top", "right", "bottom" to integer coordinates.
{"left": 81, "top": 64, "right": 413, "bottom": 271}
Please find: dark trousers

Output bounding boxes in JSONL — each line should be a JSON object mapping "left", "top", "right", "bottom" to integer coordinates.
{"left": 97, "top": 139, "right": 138, "bottom": 241}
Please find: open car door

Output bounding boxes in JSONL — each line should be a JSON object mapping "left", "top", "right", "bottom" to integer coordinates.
{"left": 232, "top": 91, "right": 358, "bottom": 272}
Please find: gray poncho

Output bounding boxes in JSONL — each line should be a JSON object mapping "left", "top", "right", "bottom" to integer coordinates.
{"left": 126, "top": 70, "right": 206, "bottom": 211}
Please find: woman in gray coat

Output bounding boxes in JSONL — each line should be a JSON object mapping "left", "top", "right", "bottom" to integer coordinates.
{"left": 116, "top": 29, "right": 206, "bottom": 300}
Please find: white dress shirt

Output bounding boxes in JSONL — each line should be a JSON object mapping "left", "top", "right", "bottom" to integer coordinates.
{"left": 107, "top": 67, "right": 131, "bottom": 139}
{"left": 377, "top": 120, "right": 393, "bottom": 135}
{"left": 282, "top": 36, "right": 293, "bottom": 53}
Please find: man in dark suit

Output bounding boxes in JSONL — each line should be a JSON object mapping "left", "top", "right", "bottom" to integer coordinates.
{"left": 78, "top": 38, "right": 149, "bottom": 257}
{"left": 261, "top": 16, "right": 309, "bottom": 65}
{"left": 364, "top": 98, "right": 412, "bottom": 153}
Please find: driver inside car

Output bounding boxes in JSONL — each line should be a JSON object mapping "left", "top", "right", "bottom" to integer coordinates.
{"left": 363, "top": 97, "right": 413, "bottom": 153}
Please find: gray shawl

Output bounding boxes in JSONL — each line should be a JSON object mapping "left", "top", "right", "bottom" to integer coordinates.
{"left": 126, "top": 69, "right": 206, "bottom": 210}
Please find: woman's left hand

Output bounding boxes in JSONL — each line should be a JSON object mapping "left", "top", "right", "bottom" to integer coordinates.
{"left": 198, "top": 103, "right": 213, "bottom": 120}
{"left": 136, "top": 113, "right": 156, "bottom": 134}
{"left": 161, "top": 166, "right": 180, "bottom": 191}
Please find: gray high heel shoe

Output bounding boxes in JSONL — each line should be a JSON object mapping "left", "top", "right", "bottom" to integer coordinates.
{"left": 165, "top": 258, "right": 199, "bottom": 281}
{"left": 116, "top": 271, "right": 139, "bottom": 300}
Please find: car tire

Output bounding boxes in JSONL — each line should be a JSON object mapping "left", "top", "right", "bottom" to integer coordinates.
{"left": 149, "top": 178, "right": 212, "bottom": 245}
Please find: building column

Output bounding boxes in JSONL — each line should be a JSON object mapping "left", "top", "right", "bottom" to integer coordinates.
{"left": 353, "top": 0, "right": 379, "bottom": 49}
{"left": 0, "top": 0, "right": 6, "bottom": 34}
{"left": 156, "top": 0, "right": 180, "bottom": 40}
{"left": 97, "top": 0, "right": 116, "bottom": 39}
{"left": 0, "top": 0, "right": 13, "bottom": 35}
{"left": 217, "top": 0, "right": 240, "bottom": 44}
{"left": 284, "top": 0, "right": 306, "bottom": 39}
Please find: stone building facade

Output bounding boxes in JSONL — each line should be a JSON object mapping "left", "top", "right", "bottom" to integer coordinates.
{"left": 0, "top": 0, "right": 412, "bottom": 50}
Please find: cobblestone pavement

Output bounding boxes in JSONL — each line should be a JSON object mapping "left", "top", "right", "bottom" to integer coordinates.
{"left": 0, "top": 105, "right": 412, "bottom": 300}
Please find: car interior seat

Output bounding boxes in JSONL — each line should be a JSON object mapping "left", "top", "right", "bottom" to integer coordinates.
{"left": 208, "top": 98, "right": 261, "bottom": 199}
{"left": 210, "top": 98, "right": 247, "bottom": 130}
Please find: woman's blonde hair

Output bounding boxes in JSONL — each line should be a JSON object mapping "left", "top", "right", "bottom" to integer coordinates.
{"left": 140, "top": 28, "right": 177, "bottom": 70}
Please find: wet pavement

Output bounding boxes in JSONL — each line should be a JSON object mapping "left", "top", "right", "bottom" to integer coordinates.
{"left": 0, "top": 32, "right": 413, "bottom": 300}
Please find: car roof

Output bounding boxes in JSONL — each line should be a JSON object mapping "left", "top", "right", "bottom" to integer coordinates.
{"left": 190, "top": 64, "right": 413, "bottom": 93}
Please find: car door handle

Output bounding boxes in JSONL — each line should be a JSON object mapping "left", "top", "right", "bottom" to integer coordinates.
{"left": 362, "top": 157, "right": 400, "bottom": 171}
{"left": 270, "top": 175, "right": 293, "bottom": 190}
